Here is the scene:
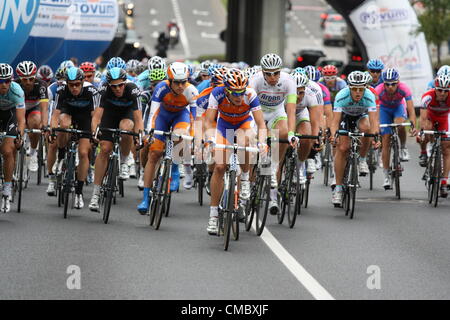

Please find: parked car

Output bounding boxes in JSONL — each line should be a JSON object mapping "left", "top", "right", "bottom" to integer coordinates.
{"left": 323, "top": 13, "right": 346, "bottom": 47}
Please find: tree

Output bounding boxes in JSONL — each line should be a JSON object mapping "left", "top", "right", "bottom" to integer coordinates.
{"left": 414, "top": 0, "right": 450, "bottom": 66}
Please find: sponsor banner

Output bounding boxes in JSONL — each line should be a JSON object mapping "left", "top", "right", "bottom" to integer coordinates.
{"left": 349, "top": 0, "right": 433, "bottom": 106}
{"left": 0, "top": 0, "right": 40, "bottom": 63}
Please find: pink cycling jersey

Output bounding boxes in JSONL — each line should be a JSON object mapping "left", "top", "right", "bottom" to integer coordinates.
{"left": 375, "top": 81, "right": 412, "bottom": 108}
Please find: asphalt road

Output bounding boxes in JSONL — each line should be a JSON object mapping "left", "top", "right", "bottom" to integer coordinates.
{"left": 1, "top": 137, "right": 450, "bottom": 300}
{"left": 133, "top": 0, "right": 226, "bottom": 61}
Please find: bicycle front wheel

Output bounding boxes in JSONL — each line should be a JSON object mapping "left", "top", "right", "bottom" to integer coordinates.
{"left": 154, "top": 161, "right": 170, "bottom": 230}
{"left": 287, "top": 158, "right": 300, "bottom": 228}
{"left": 17, "top": 147, "right": 26, "bottom": 213}
{"left": 255, "top": 174, "right": 270, "bottom": 236}
{"left": 433, "top": 147, "right": 441, "bottom": 207}
{"left": 224, "top": 171, "right": 236, "bottom": 250}
{"left": 103, "top": 158, "right": 118, "bottom": 224}
{"left": 349, "top": 156, "right": 358, "bottom": 219}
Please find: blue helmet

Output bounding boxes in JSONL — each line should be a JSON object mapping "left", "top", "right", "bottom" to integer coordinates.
{"left": 186, "top": 64, "right": 195, "bottom": 78}
{"left": 291, "top": 67, "right": 306, "bottom": 75}
{"left": 382, "top": 68, "right": 400, "bottom": 82}
{"left": 66, "top": 67, "right": 84, "bottom": 81}
{"left": 106, "top": 67, "right": 127, "bottom": 83}
{"left": 304, "top": 65, "right": 320, "bottom": 82}
{"left": 207, "top": 63, "right": 224, "bottom": 76}
{"left": 367, "top": 59, "right": 384, "bottom": 71}
{"left": 106, "top": 57, "right": 126, "bottom": 70}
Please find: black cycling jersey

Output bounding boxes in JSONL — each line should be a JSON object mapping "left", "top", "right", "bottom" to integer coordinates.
{"left": 55, "top": 83, "right": 99, "bottom": 113}
{"left": 15, "top": 78, "right": 48, "bottom": 111}
{"left": 99, "top": 82, "right": 141, "bottom": 112}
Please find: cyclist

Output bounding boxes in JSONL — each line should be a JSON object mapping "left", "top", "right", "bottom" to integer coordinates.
{"left": 50, "top": 67, "right": 100, "bottom": 208}
{"left": 126, "top": 59, "right": 141, "bottom": 81}
{"left": 89, "top": 67, "right": 144, "bottom": 212}
{"left": 197, "top": 63, "right": 223, "bottom": 93}
{"left": 36, "top": 65, "right": 54, "bottom": 86}
{"left": 426, "top": 65, "right": 450, "bottom": 90}
{"left": 79, "top": 62, "right": 99, "bottom": 88}
{"left": 318, "top": 64, "right": 347, "bottom": 104}
{"left": 196, "top": 60, "right": 211, "bottom": 85}
{"left": 249, "top": 53, "right": 297, "bottom": 215}
{"left": 204, "top": 68, "right": 267, "bottom": 235}
{"left": 420, "top": 74, "right": 450, "bottom": 197}
{"left": 291, "top": 72, "right": 322, "bottom": 184}
{"left": 330, "top": 71, "right": 379, "bottom": 206}
{"left": 137, "top": 62, "right": 198, "bottom": 214}
{"left": 0, "top": 63, "right": 26, "bottom": 212}
{"left": 15, "top": 61, "right": 49, "bottom": 172}
{"left": 138, "top": 68, "right": 167, "bottom": 190}
{"left": 137, "top": 56, "right": 166, "bottom": 91}
{"left": 375, "top": 68, "right": 416, "bottom": 185}
{"left": 45, "top": 67, "right": 68, "bottom": 196}
{"left": 366, "top": 59, "right": 385, "bottom": 88}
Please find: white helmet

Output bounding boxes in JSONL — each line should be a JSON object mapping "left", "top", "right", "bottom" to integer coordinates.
{"left": 59, "top": 60, "right": 75, "bottom": 70}
{"left": 16, "top": 61, "right": 37, "bottom": 77}
{"left": 200, "top": 60, "right": 211, "bottom": 75}
{"left": 437, "top": 65, "right": 450, "bottom": 77}
{"left": 244, "top": 67, "right": 257, "bottom": 79}
{"left": 148, "top": 56, "right": 166, "bottom": 71}
{"left": 260, "top": 53, "right": 283, "bottom": 70}
{"left": 291, "top": 72, "right": 309, "bottom": 88}
{"left": 0, "top": 63, "right": 13, "bottom": 79}
{"left": 434, "top": 74, "right": 450, "bottom": 90}
{"left": 347, "top": 71, "right": 367, "bottom": 87}
{"left": 167, "top": 62, "right": 189, "bottom": 81}
{"left": 126, "top": 59, "right": 140, "bottom": 73}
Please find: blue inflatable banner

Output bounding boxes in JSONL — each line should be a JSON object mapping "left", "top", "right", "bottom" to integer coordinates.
{"left": 0, "top": 0, "right": 40, "bottom": 63}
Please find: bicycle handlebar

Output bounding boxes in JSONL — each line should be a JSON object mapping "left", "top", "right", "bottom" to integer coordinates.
{"left": 214, "top": 143, "right": 259, "bottom": 153}
{"left": 149, "top": 129, "right": 193, "bottom": 141}
{"left": 379, "top": 122, "right": 411, "bottom": 128}
{"left": 420, "top": 130, "right": 450, "bottom": 136}
{"left": 267, "top": 134, "right": 320, "bottom": 145}
{"left": 53, "top": 127, "right": 92, "bottom": 136}
{"left": 24, "top": 129, "right": 43, "bottom": 134}
{"left": 337, "top": 130, "right": 377, "bottom": 138}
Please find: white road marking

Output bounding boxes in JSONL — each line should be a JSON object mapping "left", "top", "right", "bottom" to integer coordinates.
{"left": 149, "top": 19, "right": 160, "bottom": 26}
{"left": 149, "top": 8, "right": 157, "bottom": 15}
{"left": 152, "top": 31, "right": 159, "bottom": 38}
{"left": 253, "top": 223, "right": 335, "bottom": 300}
{"left": 171, "top": 0, "right": 192, "bottom": 58}
{"left": 197, "top": 20, "right": 214, "bottom": 27}
{"left": 193, "top": 9, "right": 210, "bottom": 16}
{"left": 200, "top": 32, "right": 219, "bottom": 39}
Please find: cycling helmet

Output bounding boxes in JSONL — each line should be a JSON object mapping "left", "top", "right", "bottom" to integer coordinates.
{"left": 66, "top": 67, "right": 84, "bottom": 81}
{"left": 260, "top": 53, "right": 283, "bottom": 70}
{"left": 106, "top": 67, "right": 127, "bottom": 83}
{"left": 135, "top": 62, "right": 147, "bottom": 75}
{"left": 253, "top": 65, "right": 262, "bottom": 72}
{"left": 210, "top": 67, "right": 227, "bottom": 85}
{"left": 79, "top": 62, "right": 96, "bottom": 73}
{"left": 291, "top": 67, "right": 306, "bottom": 75}
{"left": 363, "top": 71, "right": 373, "bottom": 85}
{"left": 106, "top": 57, "right": 126, "bottom": 70}
{"left": 237, "top": 61, "right": 249, "bottom": 70}
{"left": 149, "top": 68, "right": 166, "bottom": 81}
{"left": 126, "top": 59, "right": 140, "bottom": 73}
{"left": 367, "top": 59, "right": 384, "bottom": 71}
{"left": 347, "top": 71, "right": 367, "bottom": 86}
{"left": 434, "top": 74, "right": 450, "bottom": 90}
{"left": 59, "top": 60, "right": 75, "bottom": 70}
{"left": 224, "top": 68, "right": 248, "bottom": 90}
{"left": 0, "top": 63, "right": 13, "bottom": 79}
{"left": 16, "top": 61, "right": 37, "bottom": 77}
{"left": 167, "top": 62, "right": 189, "bottom": 81}
{"left": 291, "top": 72, "right": 309, "bottom": 88}
{"left": 37, "top": 65, "right": 54, "bottom": 81}
{"left": 148, "top": 56, "right": 166, "bottom": 71}
{"left": 322, "top": 65, "right": 338, "bottom": 76}
{"left": 382, "top": 68, "right": 399, "bottom": 82}
{"left": 186, "top": 64, "right": 195, "bottom": 78}
{"left": 244, "top": 67, "right": 257, "bottom": 79}
{"left": 437, "top": 65, "right": 450, "bottom": 77}
{"left": 199, "top": 60, "right": 211, "bottom": 75}
{"left": 207, "top": 63, "right": 224, "bottom": 76}
{"left": 55, "top": 67, "right": 67, "bottom": 80}
{"left": 304, "top": 65, "right": 320, "bottom": 82}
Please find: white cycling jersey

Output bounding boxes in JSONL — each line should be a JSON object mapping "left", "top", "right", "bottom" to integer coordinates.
{"left": 296, "top": 86, "right": 321, "bottom": 113}
{"left": 306, "top": 81, "right": 324, "bottom": 106}
{"left": 249, "top": 71, "right": 297, "bottom": 113}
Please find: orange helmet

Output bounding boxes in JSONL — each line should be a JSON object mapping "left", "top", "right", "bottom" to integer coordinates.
{"left": 224, "top": 68, "right": 247, "bottom": 90}
{"left": 80, "top": 62, "right": 96, "bottom": 73}
{"left": 322, "top": 65, "right": 338, "bottom": 76}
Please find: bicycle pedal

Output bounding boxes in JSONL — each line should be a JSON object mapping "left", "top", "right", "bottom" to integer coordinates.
{"left": 384, "top": 186, "right": 391, "bottom": 190}
{"left": 359, "top": 173, "right": 367, "bottom": 177}
{"left": 333, "top": 203, "right": 341, "bottom": 208}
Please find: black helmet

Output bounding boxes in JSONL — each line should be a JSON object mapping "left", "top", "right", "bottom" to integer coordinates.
{"left": 106, "top": 67, "right": 127, "bottom": 83}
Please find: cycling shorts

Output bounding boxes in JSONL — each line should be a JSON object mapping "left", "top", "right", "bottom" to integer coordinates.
{"left": 380, "top": 104, "right": 407, "bottom": 135}
{"left": 99, "top": 108, "right": 134, "bottom": 142}
{"left": 216, "top": 116, "right": 253, "bottom": 145}
{"left": 263, "top": 108, "right": 287, "bottom": 130}
{"left": 150, "top": 107, "right": 190, "bottom": 151}
{"left": 295, "top": 108, "right": 310, "bottom": 126}
{"left": 60, "top": 107, "right": 92, "bottom": 139}
{"left": 0, "top": 109, "right": 18, "bottom": 138}
{"left": 427, "top": 111, "right": 450, "bottom": 138}
{"left": 339, "top": 113, "right": 368, "bottom": 132}
{"left": 26, "top": 105, "right": 41, "bottom": 120}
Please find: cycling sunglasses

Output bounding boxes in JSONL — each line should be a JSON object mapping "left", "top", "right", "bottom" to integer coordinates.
{"left": 369, "top": 69, "right": 382, "bottom": 73}
{"left": 323, "top": 76, "right": 336, "bottom": 81}
{"left": 172, "top": 79, "right": 187, "bottom": 85}
{"left": 436, "top": 88, "right": 449, "bottom": 93}
{"left": 0, "top": 79, "right": 11, "bottom": 84}
{"left": 110, "top": 82, "right": 126, "bottom": 88}
{"left": 68, "top": 81, "right": 83, "bottom": 88}
{"left": 263, "top": 70, "right": 280, "bottom": 77}
{"left": 384, "top": 82, "right": 398, "bottom": 87}
{"left": 349, "top": 86, "right": 365, "bottom": 92}
{"left": 297, "top": 89, "right": 306, "bottom": 95}
{"left": 226, "top": 87, "right": 246, "bottom": 96}
{"left": 20, "top": 77, "right": 35, "bottom": 82}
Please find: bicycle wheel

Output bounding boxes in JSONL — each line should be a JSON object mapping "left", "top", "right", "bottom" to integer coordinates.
{"left": 255, "top": 174, "right": 270, "bottom": 236}
{"left": 149, "top": 163, "right": 163, "bottom": 226}
{"left": 154, "top": 161, "right": 170, "bottom": 230}
{"left": 342, "top": 160, "right": 351, "bottom": 214}
{"left": 349, "top": 156, "right": 358, "bottom": 219}
{"left": 230, "top": 174, "right": 239, "bottom": 241}
{"left": 164, "top": 162, "right": 173, "bottom": 218}
{"left": 392, "top": 138, "right": 401, "bottom": 199}
{"left": 278, "top": 157, "right": 289, "bottom": 225}
{"left": 57, "top": 174, "right": 63, "bottom": 207}
{"left": 287, "top": 157, "right": 300, "bottom": 228}
{"left": 432, "top": 146, "right": 441, "bottom": 207}
{"left": 37, "top": 134, "right": 44, "bottom": 185}
{"left": 63, "top": 154, "right": 75, "bottom": 219}
{"left": 17, "top": 146, "right": 26, "bottom": 213}
{"left": 323, "top": 142, "right": 331, "bottom": 186}
{"left": 102, "top": 158, "right": 118, "bottom": 224}
{"left": 427, "top": 149, "right": 435, "bottom": 204}
{"left": 303, "top": 175, "right": 310, "bottom": 208}
{"left": 223, "top": 171, "right": 235, "bottom": 250}
{"left": 244, "top": 183, "right": 257, "bottom": 231}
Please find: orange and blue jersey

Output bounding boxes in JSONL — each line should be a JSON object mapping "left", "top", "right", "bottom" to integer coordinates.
{"left": 208, "top": 86, "right": 261, "bottom": 144}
